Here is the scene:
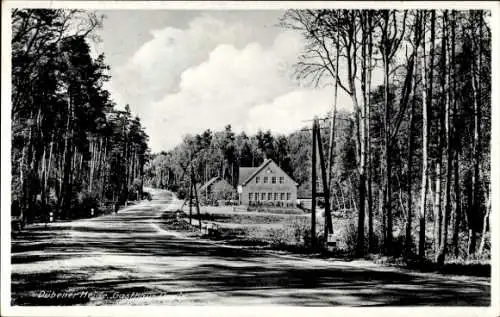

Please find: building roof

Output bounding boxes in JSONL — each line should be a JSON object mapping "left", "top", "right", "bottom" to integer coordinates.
{"left": 238, "top": 167, "right": 258, "bottom": 186}
{"left": 198, "top": 176, "right": 222, "bottom": 192}
{"left": 238, "top": 159, "right": 297, "bottom": 186}
{"left": 238, "top": 159, "right": 273, "bottom": 186}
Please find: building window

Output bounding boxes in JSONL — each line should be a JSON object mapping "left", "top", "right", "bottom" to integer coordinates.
{"left": 287, "top": 193, "right": 291, "bottom": 201}
{"left": 274, "top": 193, "right": 278, "bottom": 201}
{"left": 255, "top": 193, "right": 259, "bottom": 201}
{"left": 271, "top": 177, "right": 276, "bottom": 184}
{"left": 249, "top": 193, "right": 253, "bottom": 201}
{"left": 261, "top": 192, "right": 266, "bottom": 200}
{"left": 280, "top": 193, "right": 285, "bottom": 200}
{"left": 256, "top": 177, "right": 260, "bottom": 184}
{"left": 279, "top": 176, "right": 284, "bottom": 184}
{"left": 268, "top": 192, "right": 272, "bottom": 200}
{"left": 263, "top": 176, "right": 268, "bottom": 184}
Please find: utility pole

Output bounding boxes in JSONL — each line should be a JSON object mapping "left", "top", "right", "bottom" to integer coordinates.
{"left": 189, "top": 176, "right": 193, "bottom": 225}
{"left": 311, "top": 119, "right": 317, "bottom": 250}
{"left": 191, "top": 167, "right": 201, "bottom": 230}
{"left": 307, "top": 117, "right": 338, "bottom": 250}
{"left": 315, "top": 124, "right": 333, "bottom": 237}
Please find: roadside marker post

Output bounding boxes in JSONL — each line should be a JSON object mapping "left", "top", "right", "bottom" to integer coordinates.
{"left": 327, "top": 234, "right": 337, "bottom": 252}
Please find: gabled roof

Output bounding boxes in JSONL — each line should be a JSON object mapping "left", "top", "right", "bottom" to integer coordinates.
{"left": 239, "top": 159, "right": 297, "bottom": 186}
{"left": 238, "top": 167, "right": 258, "bottom": 186}
{"left": 198, "top": 176, "right": 221, "bottom": 192}
{"left": 240, "top": 159, "right": 272, "bottom": 186}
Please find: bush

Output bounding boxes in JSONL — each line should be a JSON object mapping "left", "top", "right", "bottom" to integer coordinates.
{"left": 338, "top": 216, "right": 358, "bottom": 253}
{"left": 131, "top": 178, "right": 142, "bottom": 192}
{"left": 212, "top": 181, "right": 236, "bottom": 200}
{"left": 392, "top": 234, "right": 406, "bottom": 258}
{"left": 264, "top": 218, "right": 318, "bottom": 250}
{"left": 176, "top": 186, "right": 189, "bottom": 200}
{"left": 288, "top": 217, "right": 311, "bottom": 245}
{"left": 267, "top": 228, "right": 290, "bottom": 247}
{"left": 143, "top": 191, "right": 152, "bottom": 200}
{"left": 71, "top": 190, "right": 100, "bottom": 219}
{"left": 11, "top": 200, "right": 21, "bottom": 217}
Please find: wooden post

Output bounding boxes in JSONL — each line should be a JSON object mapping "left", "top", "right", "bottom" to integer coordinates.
{"left": 315, "top": 125, "right": 333, "bottom": 238}
{"left": 311, "top": 119, "right": 317, "bottom": 249}
{"left": 192, "top": 167, "right": 201, "bottom": 230}
{"left": 189, "top": 176, "right": 193, "bottom": 225}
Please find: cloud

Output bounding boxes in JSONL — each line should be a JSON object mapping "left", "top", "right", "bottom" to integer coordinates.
{"left": 110, "top": 14, "right": 355, "bottom": 152}
{"left": 245, "top": 89, "right": 352, "bottom": 135}
{"left": 110, "top": 14, "right": 254, "bottom": 107}
{"left": 142, "top": 30, "right": 353, "bottom": 152}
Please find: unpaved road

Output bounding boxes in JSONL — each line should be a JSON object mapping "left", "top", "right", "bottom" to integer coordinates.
{"left": 10, "top": 189, "right": 490, "bottom": 306}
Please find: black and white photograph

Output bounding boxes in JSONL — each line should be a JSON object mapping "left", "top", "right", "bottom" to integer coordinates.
{"left": 1, "top": 1, "right": 498, "bottom": 316}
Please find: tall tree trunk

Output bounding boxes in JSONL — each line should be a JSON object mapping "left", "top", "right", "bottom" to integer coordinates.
{"left": 356, "top": 11, "right": 369, "bottom": 258}
{"left": 379, "top": 11, "right": 393, "bottom": 255}
{"left": 406, "top": 56, "right": 416, "bottom": 259}
{"left": 40, "top": 145, "right": 47, "bottom": 207}
{"left": 89, "top": 138, "right": 95, "bottom": 192}
{"left": 23, "top": 112, "right": 34, "bottom": 222}
{"left": 60, "top": 94, "right": 73, "bottom": 219}
{"left": 100, "top": 138, "right": 107, "bottom": 201}
{"left": 452, "top": 151, "right": 461, "bottom": 258}
{"left": 478, "top": 182, "right": 491, "bottom": 256}
{"left": 44, "top": 131, "right": 54, "bottom": 206}
{"left": 437, "top": 11, "right": 451, "bottom": 266}
{"left": 405, "top": 12, "right": 422, "bottom": 259}
{"left": 419, "top": 12, "right": 430, "bottom": 261}
{"left": 450, "top": 12, "right": 460, "bottom": 259}
{"left": 433, "top": 11, "right": 449, "bottom": 256}
{"left": 468, "top": 12, "right": 482, "bottom": 258}
{"left": 383, "top": 56, "right": 392, "bottom": 255}
{"left": 433, "top": 164, "right": 442, "bottom": 253}
{"left": 327, "top": 10, "right": 340, "bottom": 239}
{"left": 380, "top": 183, "right": 386, "bottom": 248}
{"left": 366, "top": 12, "right": 374, "bottom": 254}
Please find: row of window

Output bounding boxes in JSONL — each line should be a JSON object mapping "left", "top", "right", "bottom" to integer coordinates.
{"left": 255, "top": 176, "right": 284, "bottom": 184}
{"left": 248, "top": 192, "right": 291, "bottom": 201}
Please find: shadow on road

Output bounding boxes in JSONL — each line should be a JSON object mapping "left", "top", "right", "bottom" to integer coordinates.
{"left": 10, "top": 200, "right": 491, "bottom": 306}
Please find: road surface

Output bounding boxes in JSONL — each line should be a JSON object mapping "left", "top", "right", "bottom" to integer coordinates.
{"left": 10, "top": 189, "right": 490, "bottom": 306}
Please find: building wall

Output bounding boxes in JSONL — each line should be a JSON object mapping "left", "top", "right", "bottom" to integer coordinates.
{"left": 240, "top": 161, "right": 297, "bottom": 206}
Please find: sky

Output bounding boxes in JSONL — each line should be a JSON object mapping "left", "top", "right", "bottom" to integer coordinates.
{"left": 92, "top": 10, "right": 354, "bottom": 153}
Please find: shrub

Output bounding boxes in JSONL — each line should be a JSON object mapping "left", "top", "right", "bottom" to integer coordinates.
{"left": 212, "top": 181, "right": 236, "bottom": 200}
{"left": 71, "top": 190, "right": 100, "bottom": 219}
{"left": 142, "top": 191, "right": 152, "bottom": 200}
{"left": 267, "top": 228, "right": 290, "bottom": 247}
{"left": 336, "top": 216, "right": 358, "bottom": 253}
{"left": 131, "top": 178, "right": 142, "bottom": 192}
{"left": 11, "top": 200, "right": 21, "bottom": 217}
{"left": 288, "top": 217, "right": 311, "bottom": 245}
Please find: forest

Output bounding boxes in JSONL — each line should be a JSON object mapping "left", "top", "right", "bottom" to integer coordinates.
{"left": 11, "top": 9, "right": 150, "bottom": 223}
{"left": 145, "top": 9, "right": 491, "bottom": 265}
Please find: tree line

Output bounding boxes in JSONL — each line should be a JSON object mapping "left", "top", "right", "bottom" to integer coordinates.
{"left": 280, "top": 9, "right": 491, "bottom": 264}
{"left": 144, "top": 113, "right": 355, "bottom": 199}
{"left": 11, "top": 9, "right": 149, "bottom": 223}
